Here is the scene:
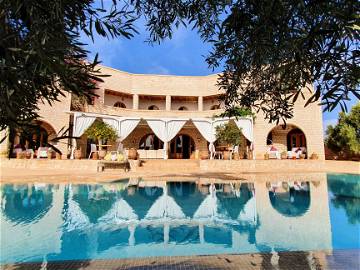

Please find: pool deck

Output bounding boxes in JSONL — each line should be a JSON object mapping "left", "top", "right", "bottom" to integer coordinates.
{"left": 2, "top": 249, "right": 359, "bottom": 270}
{"left": 0, "top": 159, "right": 358, "bottom": 183}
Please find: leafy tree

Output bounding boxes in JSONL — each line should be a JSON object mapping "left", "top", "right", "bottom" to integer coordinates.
{"left": 84, "top": 120, "right": 118, "bottom": 148}
{"left": 326, "top": 102, "right": 360, "bottom": 157}
{"left": 215, "top": 121, "right": 242, "bottom": 146}
{"left": 1, "top": 0, "right": 359, "bottom": 133}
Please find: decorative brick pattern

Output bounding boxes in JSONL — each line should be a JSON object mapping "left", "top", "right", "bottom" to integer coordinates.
{"left": 2, "top": 250, "right": 358, "bottom": 270}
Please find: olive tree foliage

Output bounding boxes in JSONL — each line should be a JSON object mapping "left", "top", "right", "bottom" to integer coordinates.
{"left": 0, "top": 0, "right": 138, "bottom": 137}
{"left": 1, "top": 0, "right": 359, "bottom": 137}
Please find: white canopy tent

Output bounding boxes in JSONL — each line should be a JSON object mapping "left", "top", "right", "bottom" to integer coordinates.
{"left": 145, "top": 186, "right": 186, "bottom": 220}
{"left": 98, "top": 198, "right": 138, "bottom": 225}
{"left": 65, "top": 185, "right": 90, "bottom": 231}
{"left": 193, "top": 184, "right": 218, "bottom": 220}
{"left": 69, "top": 111, "right": 254, "bottom": 159}
{"left": 238, "top": 192, "right": 257, "bottom": 225}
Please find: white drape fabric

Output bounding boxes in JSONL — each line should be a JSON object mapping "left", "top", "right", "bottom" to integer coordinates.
{"left": 119, "top": 119, "right": 140, "bottom": 141}
{"left": 192, "top": 119, "right": 215, "bottom": 143}
{"left": 71, "top": 113, "right": 96, "bottom": 159}
{"left": 192, "top": 118, "right": 228, "bottom": 159}
{"left": 146, "top": 119, "right": 167, "bottom": 141}
{"left": 73, "top": 113, "right": 96, "bottom": 137}
{"left": 70, "top": 111, "right": 255, "bottom": 159}
{"left": 103, "top": 118, "right": 139, "bottom": 142}
{"left": 147, "top": 119, "right": 186, "bottom": 159}
{"left": 234, "top": 118, "right": 253, "bottom": 142}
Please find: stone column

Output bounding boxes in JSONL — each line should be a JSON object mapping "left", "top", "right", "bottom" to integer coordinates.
{"left": 166, "top": 95, "right": 171, "bottom": 111}
{"left": 133, "top": 94, "right": 139, "bottom": 110}
{"left": 198, "top": 96, "right": 203, "bottom": 111}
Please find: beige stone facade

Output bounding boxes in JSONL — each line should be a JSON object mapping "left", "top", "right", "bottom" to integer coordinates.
{"left": 1, "top": 65, "right": 325, "bottom": 160}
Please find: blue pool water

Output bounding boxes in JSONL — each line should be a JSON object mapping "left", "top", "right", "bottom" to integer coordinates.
{"left": 0, "top": 173, "right": 359, "bottom": 264}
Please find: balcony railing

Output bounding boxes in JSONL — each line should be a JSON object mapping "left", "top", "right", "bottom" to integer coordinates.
{"left": 85, "top": 104, "right": 223, "bottom": 118}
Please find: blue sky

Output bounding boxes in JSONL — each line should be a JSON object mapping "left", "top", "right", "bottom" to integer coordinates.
{"left": 81, "top": 24, "right": 358, "bottom": 135}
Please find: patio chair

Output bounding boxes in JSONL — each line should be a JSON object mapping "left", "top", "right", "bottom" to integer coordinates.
{"left": 88, "top": 143, "right": 98, "bottom": 159}
{"left": 37, "top": 147, "right": 48, "bottom": 158}
{"left": 267, "top": 146, "right": 280, "bottom": 159}
{"left": 208, "top": 143, "right": 216, "bottom": 159}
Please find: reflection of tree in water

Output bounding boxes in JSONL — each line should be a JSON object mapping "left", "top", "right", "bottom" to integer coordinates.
{"left": 1, "top": 184, "right": 53, "bottom": 224}
{"left": 328, "top": 175, "right": 360, "bottom": 224}
{"left": 332, "top": 197, "right": 360, "bottom": 224}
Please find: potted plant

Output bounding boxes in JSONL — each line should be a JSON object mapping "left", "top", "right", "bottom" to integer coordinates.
{"left": 310, "top": 152, "right": 319, "bottom": 160}
{"left": 264, "top": 153, "right": 269, "bottom": 160}
{"left": 281, "top": 151, "right": 287, "bottom": 159}
{"left": 215, "top": 121, "right": 242, "bottom": 160}
{"left": 74, "top": 148, "right": 82, "bottom": 159}
{"left": 47, "top": 148, "right": 53, "bottom": 159}
{"left": 84, "top": 120, "right": 118, "bottom": 159}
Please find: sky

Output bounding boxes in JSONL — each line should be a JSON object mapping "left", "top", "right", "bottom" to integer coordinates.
{"left": 81, "top": 22, "right": 358, "bottom": 136}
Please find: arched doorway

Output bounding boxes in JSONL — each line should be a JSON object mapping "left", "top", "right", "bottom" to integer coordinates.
{"left": 13, "top": 120, "right": 56, "bottom": 151}
{"left": 139, "top": 134, "right": 164, "bottom": 150}
{"left": 170, "top": 134, "right": 195, "bottom": 159}
{"left": 287, "top": 128, "right": 306, "bottom": 150}
{"left": 266, "top": 124, "right": 307, "bottom": 158}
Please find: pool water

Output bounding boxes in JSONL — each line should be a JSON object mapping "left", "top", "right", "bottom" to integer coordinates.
{"left": 0, "top": 173, "right": 359, "bottom": 264}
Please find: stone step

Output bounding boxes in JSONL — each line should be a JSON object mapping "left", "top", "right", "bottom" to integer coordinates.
{"left": 137, "top": 159, "right": 200, "bottom": 172}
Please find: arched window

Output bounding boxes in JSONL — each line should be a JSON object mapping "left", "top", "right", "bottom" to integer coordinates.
{"left": 139, "top": 134, "right": 164, "bottom": 150}
{"left": 178, "top": 106, "right": 188, "bottom": 111}
{"left": 210, "top": 104, "right": 220, "bottom": 110}
{"left": 114, "top": 101, "right": 126, "bottom": 108}
{"left": 148, "top": 105, "right": 159, "bottom": 110}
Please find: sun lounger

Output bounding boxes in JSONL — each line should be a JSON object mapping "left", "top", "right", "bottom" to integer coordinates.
{"left": 97, "top": 160, "right": 130, "bottom": 172}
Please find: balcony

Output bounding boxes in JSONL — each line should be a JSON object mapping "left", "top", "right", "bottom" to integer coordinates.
{"left": 85, "top": 104, "right": 223, "bottom": 118}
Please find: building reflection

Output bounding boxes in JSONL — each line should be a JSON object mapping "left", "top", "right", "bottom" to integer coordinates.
{"left": 0, "top": 173, "right": 342, "bottom": 266}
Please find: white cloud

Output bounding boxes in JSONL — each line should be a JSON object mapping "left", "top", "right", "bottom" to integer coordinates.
{"left": 82, "top": 32, "right": 123, "bottom": 67}
{"left": 146, "top": 64, "right": 170, "bottom": 75}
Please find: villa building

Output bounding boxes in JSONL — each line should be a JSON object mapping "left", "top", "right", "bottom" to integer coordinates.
{"left": 1, "top": 65, "right": 325, "bottom": 160}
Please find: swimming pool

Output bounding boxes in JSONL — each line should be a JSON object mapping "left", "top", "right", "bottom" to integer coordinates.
{"left": 0, "top": 173, "right": 359, "bottom": 264}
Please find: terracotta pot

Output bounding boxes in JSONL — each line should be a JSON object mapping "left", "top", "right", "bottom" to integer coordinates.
{"left": 99, "top": 150, "right": 107, "bottom": 159}
{"left": 128, "top": 148, "right": 138, "bottom": 160}
{"left": 17, "top": 152, "right": 25, "bottom": 159}
{"left": 300, "top": 153, "right": 306, "bottom": 159}
{"left": 56, "top": 153, "right": 61, "bottom": 160}
{"left": 233, "top": 153, "right": 240, "bottom": 160}
{"left": 74, "top": 150, "right": 82, "bottom": 159}
{"left": 310, "top": 153, "right": 318, "bottom": 160}
{"left": 92, "top": 152, "right": 99, "bottom": 160}
{"left": 223, "top": 151, "right": 231, "bottom": 160}
{"left": 264, "top": 153, "right": 269, "bottom": 160}
{"left": 199, "top": 150, "right": 209, "bottom": 160}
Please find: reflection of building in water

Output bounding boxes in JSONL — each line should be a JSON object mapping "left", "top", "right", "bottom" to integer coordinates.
{"left": 255, "top": 173, "right": 332, "bottom": 252}
{"left": 0, "top": 184, "right": 64, "bottom": 263}
{"left": 0, "top": 173, "right": 332, "bottom": 264}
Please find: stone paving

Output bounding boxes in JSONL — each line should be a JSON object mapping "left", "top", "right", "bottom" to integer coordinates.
{"left": 2, "top": 250, "right": 359, "bottom": 270}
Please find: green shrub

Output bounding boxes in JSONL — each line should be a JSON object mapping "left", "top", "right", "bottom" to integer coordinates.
{"left": 84, "top": 120, "right": 117, "bottom": 146}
